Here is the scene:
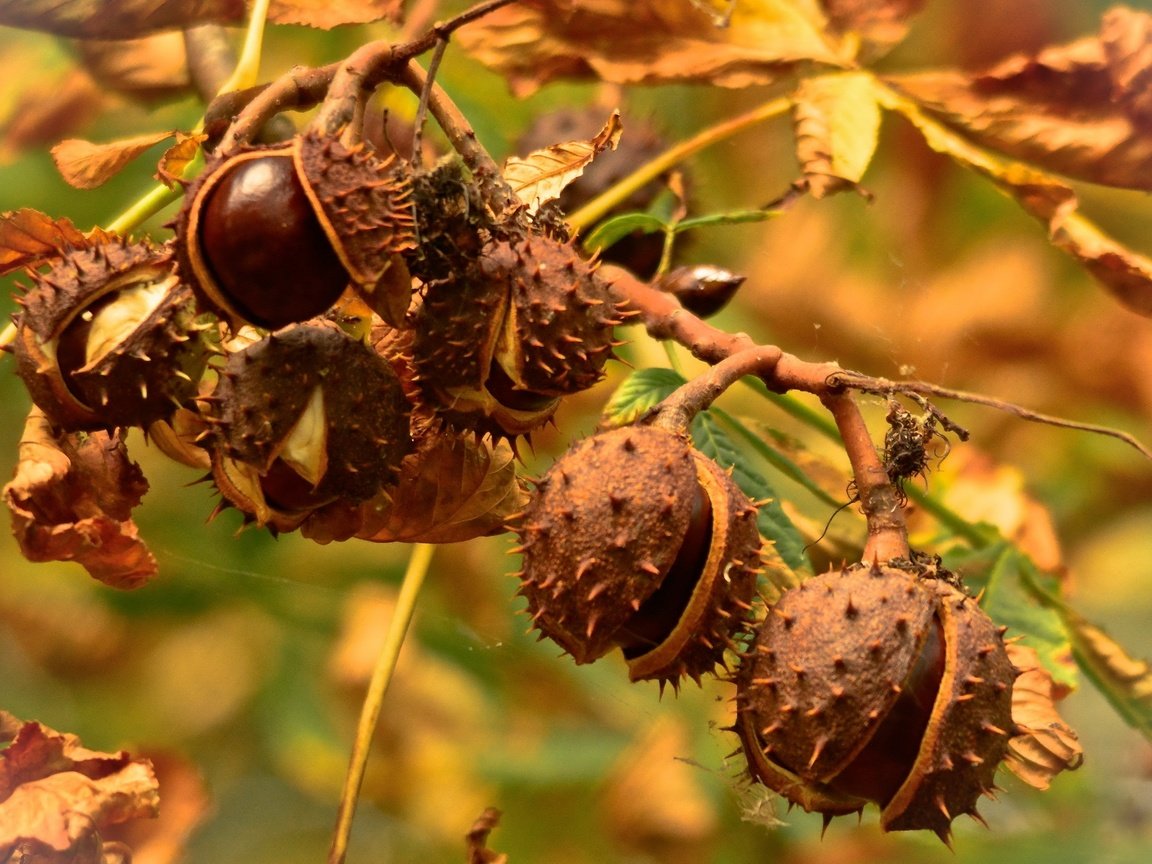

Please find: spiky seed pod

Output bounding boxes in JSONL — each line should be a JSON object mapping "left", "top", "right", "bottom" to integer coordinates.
{"left": 175, "top": 134, "right": 415, "bottom": 331}
{"left": 734, "top": 563, "right": 1017, "bottom": 843}
{"left": 207, "top": 321, "right": 412, "bottom": 529}
{"left": 12, "top": 238, "right": 207, "bottom": 431}
{"left": 514, "top": 426, "right": 762, "bottom": 686}
{"left": 410, "top": 233, "right": 624, "bottom": 438}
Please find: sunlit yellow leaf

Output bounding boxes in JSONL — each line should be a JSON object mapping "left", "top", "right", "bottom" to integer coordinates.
{"left": 793, "top": 71, "right": 881, "bottom": 197}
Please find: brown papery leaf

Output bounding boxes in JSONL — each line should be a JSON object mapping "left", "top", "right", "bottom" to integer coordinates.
{"left": 457, "top": 0, "right": 847, "bottom": 96}
{"left": 0, "top": 208, "right": 88, "bottom": 276}
{"left": 156, "top": 132, "right": 206, "bottom": 187}
{"left": 1061, "top": 609, "right": 1152, "bottom": 741}
{"left": 101, "top": 752, "right": 210, "bottom": 864}
{"left": 52, "top": 131, "right": 176, "bottom": 190}
{"left": 2, "top": 408, "right": 158, "bottom": 589}
{"left": 0, "top": 712, "right": 159, "bottom": 863}
{"left": 882, "top": 85, "right": 1152, "bottom": 316}
{"left": 268, "top": 0, "right": 404, "bottom": 29}
{"left": 1004, "top": 643, "right": 1083, "bottom": 790}
{"left": 792, "top": 71, "right": 881, "bottom": 197}
{"left": 0, "top": 0, "right": 244, "bottom": 39}
{"left": 886, "top": 7, "right": 1152, "bottom": 191}
{"left": 504, "top": 110, "right": 623, "bottom": 215}
{"left": 75, "top": 31, "right": 192, "bottom": 101}
{"left": 303, "top": 434, "right": 526, "bottom": 545}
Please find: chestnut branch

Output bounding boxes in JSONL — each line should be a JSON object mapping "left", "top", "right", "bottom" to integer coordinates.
{"left": 602, "top": 264, "right": 909, "bottom": 563}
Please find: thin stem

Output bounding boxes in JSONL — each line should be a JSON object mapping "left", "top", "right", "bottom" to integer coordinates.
{"left": 411, "top": 39, "right": 448, "bottom": 164}
{"left": 830, "top": 370, "right": 1152, "bottom": 462}
{"left": 652, "top": 346, "right": 782, "bottom": 434}
{"left": 820, "top": 391, "right": 909, "bottom": 563}
{"left": 567, "top": 96, "right": 791, "bottom": 231}
{"left": 328, "top": 543, "right": 435, "bottom": 864}
{"left": 216, "top": 0, "right": 272, "bottom": 96}
{"left": 105, "top": 182, "right": 184, "bottom": 235}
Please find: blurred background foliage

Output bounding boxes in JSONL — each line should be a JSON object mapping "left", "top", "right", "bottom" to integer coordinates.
{"left": 2, "top": 0, "right": 1152, "bottom": 862}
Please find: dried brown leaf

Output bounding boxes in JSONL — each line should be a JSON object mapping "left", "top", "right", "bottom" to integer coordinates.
{"left": 792, "top": 71, "right": 881, "bottom": 197}
{"left": 155, "top": 132, "right": 206, "bottom": 187}
{"left": 504, "top": 110, "right": 623, "bottom": 215}
{"left": 303, "top": 433, "right": 525, "bottom": 545}
{"left": 0, "top": 0, "right": 244, "bottom": 39}
{"left": 52, "top": 131, "right": 175, "bottom": 190}
{"left": 0, "top": 713, "right": 159, "bottom": 864}
{"left": 101, "top": 752, "right": 211, "bottom": 864}
{"left": 457, "top": 0, "right": 847, "bottom": 97}
{"left": 75, "top": 31, "right": 192, "bottom": 101}
{"left": 3, "top": 408, "right": 158, "bottom": 589}
{"left": 886, "top": 7, "right": 1152, "bottom": 191}
{"left": 1004, "top": 643, "right": 1083, "bottom": 790}
{"left": 883, "top": 85, "right": 1152, "bottom": 316}
{"left": 0, "top": 209, "right": 89, "bottom": 276}
{"left": 268, "top": 0, "right": 403, "bottom": 29}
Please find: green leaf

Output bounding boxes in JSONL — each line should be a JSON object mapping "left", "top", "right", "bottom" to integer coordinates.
{"left": 675, "top": 207, "right": 786, "bottom": 232}
{"left": 712, "top": 408, "right": 843, "bottom": 508}
{"left": 962, "top": 544, "right": 1077, "bottom": 690}
{"left": 690, "top": 411, "right": 810, "bottom": 574}
{"left": 600, "top": 367, "right": 686, "bottom": 427}
{"left": 582, "top": 212, "right": 667, "bottom": 254}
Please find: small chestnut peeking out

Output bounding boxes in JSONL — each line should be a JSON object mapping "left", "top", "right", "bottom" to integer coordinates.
{"left": 512, "top": 425, "right": 762, "bottom": 686}
{"left": 734, "top": 563, "right": 1018, "bottom": 843}
{"left": 12, "top": 239, "right": 207, "bottom": 431}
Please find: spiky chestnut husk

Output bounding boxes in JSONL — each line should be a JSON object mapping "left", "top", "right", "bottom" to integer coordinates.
{"left": 207, "top": 321, "right": 412, "bottom": 529}
{"left": 175, "top": 133, "right": 415, "bottom": 331}
{"left": 410, "top": 233, "right": 625, "bottom": 438}
{"left": 513, "top": 426, "right": 762, "bottom": 685}
{"left": 12, "top": 239, "right": 207, "bottom": 431}
{"left": 734, "top": 563, "right": 1017, "bottom": 843}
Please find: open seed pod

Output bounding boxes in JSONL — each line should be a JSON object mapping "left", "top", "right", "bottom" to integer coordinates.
{"left": 734, "top": 563, "right": 1017, "bottom": 843}
{"left": 12, "top": 238, "right": 207, "bottom": 431}
{"left": 513, "top": 425, "right": 762, "bottom": 685}
{"left": 410, "top": 233, "right": 625, "bottom": 438}
{"left": 206, "top": 321, "right": 412, "bottom": 530}
{"left": 175, "top": 133, "right": 415, "bottom": 331}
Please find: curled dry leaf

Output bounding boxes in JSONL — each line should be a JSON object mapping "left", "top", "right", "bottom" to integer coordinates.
{"left": 457, "top": 0, "right": 847, "bottom": 97}
{"left": 881, "top": 85, "right": 1152, "bottom": 316}
{"left": 792, "top": 71, "right": 881, "bottom": 198}
{"left": 0, "top": 711, "right": 159, "bottom": 864}
{"left": 1004, "top": 643, "right": 1084, "bottom": 791}
{"left": 885, "top": 6, "right": 1152, "bottom": 192}
{"left": 52, "top": 131, "right": 176, "bottom": 190}
{"left": 302, "top": 433, "right": 526, "bottom": 545}
{"left": 504, "top": 110, "right": 623, "bottom": 215}
{"left": 155, "top": 133, "right": 206, "bottom": 188}
{"left": 0, "top": 209, "right": 88, "bottom": 277}
{"left": 2, "top": 408, "right": 158, "bottom": 589}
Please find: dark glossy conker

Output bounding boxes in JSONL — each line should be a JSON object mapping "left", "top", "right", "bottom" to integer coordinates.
{"left": 194, "top": 149, "right": 349, "bottom": 329}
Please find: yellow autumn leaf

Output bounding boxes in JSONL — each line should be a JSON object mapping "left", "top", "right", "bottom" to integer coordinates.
{"left": 793, "top": 71, "right": 881, "bottom": 197}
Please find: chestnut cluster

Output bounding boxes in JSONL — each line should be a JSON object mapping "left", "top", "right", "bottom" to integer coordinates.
{"left": 9, "top": 125, "right": 623, "bottom": 534}
{"left": 513, "top": 442, "right": 1020, "bottom": 839}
